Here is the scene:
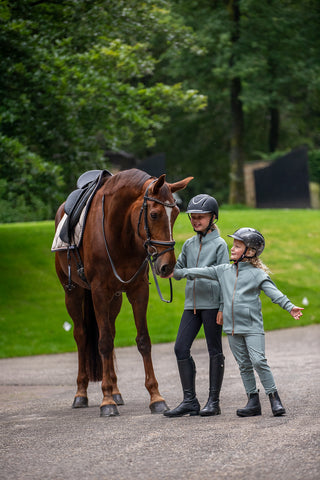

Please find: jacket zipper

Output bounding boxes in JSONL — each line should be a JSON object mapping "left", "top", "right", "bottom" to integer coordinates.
{"left": 193, "top": 236, "right": 202, "bottom": 314}
{"left": 231, "top": 263, "right": 239, "bottom": 335}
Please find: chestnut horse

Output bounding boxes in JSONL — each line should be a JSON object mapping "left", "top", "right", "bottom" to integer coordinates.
{"left": 54, "top": 168, "right": 193, "bottom": 416}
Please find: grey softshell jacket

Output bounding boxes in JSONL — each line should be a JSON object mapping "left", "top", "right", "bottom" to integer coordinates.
{"left": 174, "top": 261, "right": 294, "bottom": 334}
{"left": 174, "top": 229, "right": 229, "bottom": 311}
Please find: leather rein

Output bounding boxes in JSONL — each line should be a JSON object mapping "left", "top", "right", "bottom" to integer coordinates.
{"left": 101, "top": 179, "right": 176, "bottom": 303}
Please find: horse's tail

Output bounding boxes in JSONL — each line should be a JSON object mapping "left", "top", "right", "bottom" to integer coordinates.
{"left": 83, "top": 289, "right": 103, "bottom": 382}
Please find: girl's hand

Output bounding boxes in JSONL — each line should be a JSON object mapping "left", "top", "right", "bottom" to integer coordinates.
{"left": 290, "top": 306, "right": 304, "bottom": 320}
{"left": 216, "top": 311, "right": 223, "bottom": 325}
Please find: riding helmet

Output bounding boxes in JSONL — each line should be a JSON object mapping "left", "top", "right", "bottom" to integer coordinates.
{"left": 228, "top": 228, "right": 265, "bottom": 256}
{"left": 186, "top": 194, "right": 219, "bottom": 219}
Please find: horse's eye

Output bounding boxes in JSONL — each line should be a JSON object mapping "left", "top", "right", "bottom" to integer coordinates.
{"left": 150, "top": 212, "right": 158, "bottom": 220}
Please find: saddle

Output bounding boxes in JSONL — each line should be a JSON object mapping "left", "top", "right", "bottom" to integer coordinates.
{"left": 59, "top": 169, "right": 112, "bottom": 245}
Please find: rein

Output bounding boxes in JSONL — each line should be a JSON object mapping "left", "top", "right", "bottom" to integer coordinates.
{"left": 101, "top": 180, "right": 177, "bottom": 303}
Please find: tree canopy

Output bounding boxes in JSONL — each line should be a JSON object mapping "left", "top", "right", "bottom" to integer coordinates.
{"left": 0, "top": 0, "right": 206, "bottom": 220}
{"left": 152, "top": 0, "right": 320, "bottom": 203}
{"left": 1, "top": 0, "right": 319, "bottom": 221}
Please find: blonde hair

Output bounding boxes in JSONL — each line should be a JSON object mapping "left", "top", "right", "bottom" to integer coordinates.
{"left": 244, "top": 248, "right": 271, "bottom": 274}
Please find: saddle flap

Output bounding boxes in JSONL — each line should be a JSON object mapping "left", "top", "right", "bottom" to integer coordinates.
{"left": 59, "top": 215, "right": 70, "bottom": 244}
{"left": 64, "top": 188, "right": 85, "bottom": 216}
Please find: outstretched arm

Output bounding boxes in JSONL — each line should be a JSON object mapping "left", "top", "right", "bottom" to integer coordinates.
{"left": 173, "top": 265, "right": 218, "bottom": 281}
{"left": 290, "top": 306, "right": 304, "bottom": 320}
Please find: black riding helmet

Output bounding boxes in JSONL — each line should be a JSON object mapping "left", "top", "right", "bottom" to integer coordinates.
{"left": 228, "top": 227, "right": 265, "bottom": 258}
{"left": 186, "top": 194, "right": 219, "bottom": 236}
{"left": 186, "top": 194, "right": 219, "bottom": 218}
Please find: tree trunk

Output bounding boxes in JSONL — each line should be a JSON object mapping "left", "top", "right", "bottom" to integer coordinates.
{"left": 269, "top": 106, "right": 279, "bottom": 152}
{"left": 229, "top": 76, "right": 245, "bottom": 204}
{"left": 228, "top": 0, "right": 246, "bottom": 204}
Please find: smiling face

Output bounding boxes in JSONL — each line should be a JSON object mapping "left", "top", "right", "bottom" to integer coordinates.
{"left": 190, "top": 213, "right": 213, "bottom": 234}
{"left": 230, "top": 239, "right": 246, "bottom": 262}
{"left": 230, "top": 239, "right": 257, "bottom": 262}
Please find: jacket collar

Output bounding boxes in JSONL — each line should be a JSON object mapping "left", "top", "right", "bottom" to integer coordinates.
{"left": 233, "top": 261, "right": 255, "bottom": 270}
{"left": 197, "top": 229, "right": 219, "bottom": 243}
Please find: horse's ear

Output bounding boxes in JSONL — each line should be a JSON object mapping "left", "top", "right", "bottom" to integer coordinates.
{"left": 151, "top": 174, "right": 166, "bottom": 194}
{"left": 169, "top": 176, "right": 194, "bottom": 193}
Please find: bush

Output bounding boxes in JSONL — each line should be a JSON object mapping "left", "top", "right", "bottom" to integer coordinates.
{"left": 0, "top": 135, "right": 64, "bottom": 222}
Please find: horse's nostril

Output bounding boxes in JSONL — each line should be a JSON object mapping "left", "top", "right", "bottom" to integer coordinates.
{"left": 160, "top": 264, "right": 171, "bottom": 276}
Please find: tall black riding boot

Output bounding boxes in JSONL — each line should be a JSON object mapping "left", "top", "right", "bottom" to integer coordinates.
{"left": 269, "top": 391, "right": 286, "bottom": 416}
{"left": 236, "top": 392, "right": 261, "bottom": 417}
{"left": 200, "top": 353, "right": 224, "bottom": 416}
{"left": 163, "top": 357, "right": 200, "bottom": 417}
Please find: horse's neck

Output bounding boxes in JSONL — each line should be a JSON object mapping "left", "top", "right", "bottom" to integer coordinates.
{"left": 107, "top": 195, "right": 144, "bottom": 254}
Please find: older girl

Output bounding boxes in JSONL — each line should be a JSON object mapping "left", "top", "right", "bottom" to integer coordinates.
{"left": 164, "top": 194, "right": 229, "bottom": 418}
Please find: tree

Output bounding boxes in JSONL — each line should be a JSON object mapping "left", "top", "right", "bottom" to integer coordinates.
{"left": 0, "top": 0, "right": 206, "bottom": 220}
{"left": 0, "top": 134, "right": 63, "bottom": 222}
{"left": 1, "top": 0, "right": 319, "bottom": 218}
{"left": 148, "top": 0, "right": 320, "bottom": 204}
{"left": 228, "top": 0, "right": 245, "bottom": 204}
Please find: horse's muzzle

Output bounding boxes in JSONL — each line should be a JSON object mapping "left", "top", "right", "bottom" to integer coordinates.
{"left": 153, "top": 251, "right": 176, "bottom": 277}
{"left": 145, "top": 240, "right": 176, "bottom": 277}
{"left": 158, "top": 262, "right": 174, "bottom": 278}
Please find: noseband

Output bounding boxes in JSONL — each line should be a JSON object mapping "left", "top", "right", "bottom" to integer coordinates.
{"left": 101, "top": 179, "right": 177, "bottom": 302}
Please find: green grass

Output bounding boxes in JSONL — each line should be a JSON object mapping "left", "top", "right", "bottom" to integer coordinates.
{"left": 0, "top": 209, "right": 319, "bottom": 358}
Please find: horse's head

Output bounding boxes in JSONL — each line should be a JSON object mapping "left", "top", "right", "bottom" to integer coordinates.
{"left": 137, "top": 174, "right": 193, "bottom": 278}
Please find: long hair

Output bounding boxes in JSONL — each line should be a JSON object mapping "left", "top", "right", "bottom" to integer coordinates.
{"left": 211, "top": 223, "right": 219, "bottom": 234}
{"left": 244, "top": 248, "right": 271, "bottom": 274}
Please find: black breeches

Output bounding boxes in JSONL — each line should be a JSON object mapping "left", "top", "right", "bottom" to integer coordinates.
{"left": 174, "top": 309, "right": 222, "bottom": 360}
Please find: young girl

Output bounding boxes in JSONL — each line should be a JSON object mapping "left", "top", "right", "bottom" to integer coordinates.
{"left": 173, "top": 227, "right": 304, "bottom": 417}
{"left": 164, "top": 194, "right": 229, "bottom": 417}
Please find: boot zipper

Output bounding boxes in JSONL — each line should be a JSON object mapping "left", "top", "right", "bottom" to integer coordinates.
{"left": 231, "top": 263, "right": 239, "bottom": 335}
{"left": 193, "top": 237, "right": 202, "bottom": 314}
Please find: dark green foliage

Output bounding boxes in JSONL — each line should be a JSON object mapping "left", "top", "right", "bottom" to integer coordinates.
{"left": 0, "top": 0, "right": 205, "bottom": 215}
{"left": 0, "top": 135, "right": 63, "bottom": 222}
{"left": 145, "top": 0, "right": 320, "bottom": 202}
{"left": 1, "top": 0, "right": 319, "bottom": 217}
{"left": 309, "top": 150, "right": 320, "bottom": 184}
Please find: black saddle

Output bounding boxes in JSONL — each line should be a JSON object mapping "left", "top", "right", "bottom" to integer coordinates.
{"left": 59, "top": 169, "right": 112, "bottom": 244}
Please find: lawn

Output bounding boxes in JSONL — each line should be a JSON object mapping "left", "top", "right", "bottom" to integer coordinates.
{"left": 0, "top": 209, "right": 319, "bottom": 358}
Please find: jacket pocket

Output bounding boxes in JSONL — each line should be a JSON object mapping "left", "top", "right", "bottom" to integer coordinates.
{"left": 233, "top": 305, "right": 252, "bottom": 331}
{"left": 185, "top": 280, "right": 194, "bottom": 303}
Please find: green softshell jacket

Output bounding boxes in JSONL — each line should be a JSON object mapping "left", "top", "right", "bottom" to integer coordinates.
{"left": 174, "top": 261, "right": 294, "bottom": 334}
{"left": 174, "top": 229, "right": 229, "bottom": 311}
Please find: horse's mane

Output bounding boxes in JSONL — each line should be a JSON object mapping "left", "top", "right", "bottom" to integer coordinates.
{"left": 104, "top": 168, "right": 152, "bottom": 195}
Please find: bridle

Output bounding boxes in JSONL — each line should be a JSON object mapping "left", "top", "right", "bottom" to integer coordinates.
{"left": 137, "top": 179, "right": 176, "bottom": 255}
{"left": 101, "top": 179, "right": 177, "bottom": 303}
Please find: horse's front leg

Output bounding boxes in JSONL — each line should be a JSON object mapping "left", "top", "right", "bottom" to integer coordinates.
{"left": 127, "top": 282, "right": 169, "bottom": 414}
{"left": 109, "top": 294, "right": 125, "bottom": 406}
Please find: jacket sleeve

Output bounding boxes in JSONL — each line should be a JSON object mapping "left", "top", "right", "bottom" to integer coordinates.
{"left": 260, "top": 276, "right": 294, "bottom": 312}
{"left": 215, "top": 242, "right": 228, "bottom": 310}
{"left": 173, "top": 242, "right": 188, "bottom": 280}
{"left": 174, "top": 265, "right": 218, "bottom": 281}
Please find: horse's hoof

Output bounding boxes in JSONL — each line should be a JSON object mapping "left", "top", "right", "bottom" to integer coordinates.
{"left": 113, "top": 393, "right": 125, "bottom": 405}
{"left": 72, "top": 396, "right": 88, "bottom": 408}
{"left": 150, "top": 400, "right": 169, "bottom": 414}
{"left": 100, "top": 404, "right": 120, "bottom": 417}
